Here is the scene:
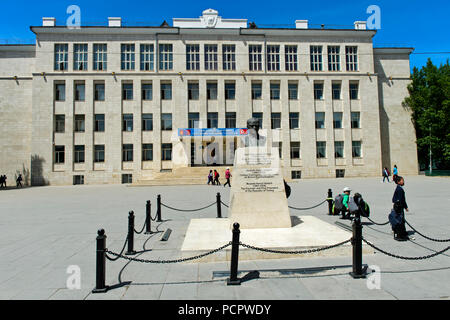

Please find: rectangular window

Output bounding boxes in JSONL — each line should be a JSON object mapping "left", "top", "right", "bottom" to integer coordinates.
{"left": 94, "top": 145, "right": 105, "bottom": 163}
{"left": 310, "top": 46, "right": 323, "bottom": 71}
{"left": 188, "top": 113, "right": 200, "bottom": 128}
{"left": 54, "top": 44, "right": 68, "bottom": 71}
{"left": 267, "top": 45, "right": 280, "bottom": 71}
{"left": 122, "top": 174, "right": 132, "bottom": 184}
{"left": 122, "top": 83, "right": 133, "bottom": 100}
{"left": 315, "top": 112, "right": 325, "bottom": 129}
{"left": 74, "top": 145, "right": 85, "bottom": 163}
{"left": 74, "top": 83, "right": 85, "bottom": 101}
{"left": 270, "top": 83, "right": 280, "bottom": 100}
{"left": 73, "top": 175, "right": 84, "bottom": 185}
{"left": 55, "top": 115, "right": 65, "bottom": 133}
{"left": 225, "top": 82, "right": 235, "bottom": 100}
{"left": 54, "top": 145, "right": 65, "bottom": 164}
{"left": 122, "top": 144, "right": 133, "bottom": 162}
{"left": 207, "top": 112, "right": 218, "bottom": 128}
{"left": 346, "top": 46, "right": 358, "bottom": 71}
{"left": 207, "top": 82, "right": 218, "bottom": 100}
{"left": 159, "top": 44, "right": 173, "bottom": 70}
{"left": 288, "top": 82, "right": 298, "bottom": 100}
{"left": 161, "top": 143, "right": 172, "bottom": 161}
{"left": 161, "top": 113, "right": 172, "bottom": 131}
{"left": 316, "top": 141, "right": 326, "bottom": 158}
{"left": 285, "top": 45, "right": 298, "bottom": 71}
{"left": 351, "top": 112, "right": 361, "bottom": 128}
{"left": 352, "top": 141, "right": 362, "bottom": 158}
{"left": 251, "top": 82, "right": 262, "bottom": 100}
{"left": 271, "top": 112, "right": 281, "bottom": 129}
{"left": 122, "top": 114, "right": 133, "bottom": 132}
{"left": 290, "top": 142, "right": 300, "bottom": 159}
{"left": 225, "top": 112, "right": 236, "bottom": 129}
{"left": 332, "top": 82, "right": 341, "bottom": 100}
{"left": 188, "top": 82, "right": 199, "bottom": 100}
{"left": 121, "top": 44, "right": 135, "bottom": 70}
{"left": 142, "top": 144, "right": 153, "bottom": 161}
{"left": 249, "top": 45, "right": 263, "bottom": 71}
{"left": 252, "top": 112, "right": 263, "bottom": 129}
{"left": 74, "top": 115, "right": 85, "bottom": 132}
{"left": 140, "top": 44, "right": 154, "bottom": 71}
{"left": 186, "top": 44, "right": 200, "bottom": 71}
{"left": 222, "top": 44, "right": 236, "bottom": 70}
{"left": 94, "top": 114, "right": 105, "bottom": 132}
{"left": 142, "top": 83, "right": 153, "bottom": 100}
{"left": 74, "top": 44, "right": 88, "bottom": 71}
{"left": 94, "top": 83, "right": 105, "bottom": 101}
{"left": 161, "top": 83, "right": 172, "bottom": 100}
{"left": 335, "top": 141, "right": 344, "bottom": 158}
{"left": 333, "top": 112, "right": 343, "bottom": 129}
{"left": 291, "top": 170, "right": 302, "bottom": 179}
{"left": 289, "top": 112, "right": 299, "bottom": 129}
{"left": 142, "top": 114, "right": 153, "bottom": 131}
{"left": 349, "top": 82, "right": 359, "bottom": 100}
{"left": 314, "top": 82, "right": 324, "bottom": 100}
{"left": 204, "top": 44, "right": 218, "bottom": 71}
{"left": 327, "top": 46, "right": 340, "bottom": 71}
{"left": 93, "top": 44, "right": 107, "bottom": 71}
{"left": 55, "top": 83, "right": 65, "bottom": 101}
{"left": 336, "top": 169, "right": 345, "bottom": 178}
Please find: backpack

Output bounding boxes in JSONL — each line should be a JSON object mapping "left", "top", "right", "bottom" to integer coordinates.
{"left": 348, "top": 197, "right": 359, "bottom": 214}
{"left": 333, "top": 194, "right": 344, "bottom": 213}
{"left": 389, "top": 209, "right": 403, "bottom": 230}
{"left": 352, "top": 193, "right": 370, "bottom": 217}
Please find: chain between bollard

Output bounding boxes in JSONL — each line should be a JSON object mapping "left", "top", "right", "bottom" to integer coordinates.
{"left": 404, "top": 220, "right": 450, "bottom": 242}
{"left": 160, "top": 201, "right": 216, "bottom": 212}
{"left": 134, "top": 215, "right": 148, "bottom": 234}
{"left": 239, "top": 238, "right": 351, "bottom": 254}
{"left": 365, "top": 216, "right": 390, "bottom": 226}
{"left": 221, "top": 201, "right": 229, "bottom": 208}
{"left": 288, "top": 199, "right": 327, "bottom": 211}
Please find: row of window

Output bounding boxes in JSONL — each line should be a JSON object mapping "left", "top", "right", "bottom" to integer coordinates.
{"left": 54, "top": 43, "right": 359, "bottom": 72}
{"left": 54, "top": 80, "right": 359, "bottom": 102}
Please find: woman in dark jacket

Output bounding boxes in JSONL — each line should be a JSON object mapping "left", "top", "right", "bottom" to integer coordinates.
{"left": 390, "top": 176, "right": 409, "bottom": 241}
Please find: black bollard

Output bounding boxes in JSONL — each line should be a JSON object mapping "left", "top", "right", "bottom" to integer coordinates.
{"left": 350, "top": 212, "right": 367, "bottom": 278}
{"left": 125, "top": 211, "right": 136, "bottom": 255}
{"left": 216, "top": 193, "right": 222, "bottom": 218}
{"left": 157, "top": 194, "right": 162, "bottom": 222}
{"left": 92, "top": 229, "right": 109, "bottom": 293}
{"left": 227, "top": 223, "right": 241, "bottom": 285}
{"left": 145, "top": 200, "right": 152, "bottom": 234}
{"left": 327, "top": 189, "right": 333, "bottom": 215}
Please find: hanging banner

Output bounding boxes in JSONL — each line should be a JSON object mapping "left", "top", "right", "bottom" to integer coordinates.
{"left": 178, "top": 128, "right": 248, "bottom": 137}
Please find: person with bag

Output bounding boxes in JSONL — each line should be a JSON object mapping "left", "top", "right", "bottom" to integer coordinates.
{"left": 389, "top": 175, "right": 410, "bottom": 241}
{"left": 382, "top": 167, "right": 390, "bottom": 183}
{"left": 333, "top": 187, "right": 351, "bottom": 219}
{"left": 207, "top": 170, "right": 214, "bottom": 185}
{"left": 213, "top": 169, "right": 221, "bottom": 185}
{"left": 224, "top": 168, "right": 232, "bottom": 187}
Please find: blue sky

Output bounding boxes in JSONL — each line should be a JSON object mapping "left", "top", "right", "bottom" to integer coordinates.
{"left": 1, "top": 0, "right": 449, "bottom": 70}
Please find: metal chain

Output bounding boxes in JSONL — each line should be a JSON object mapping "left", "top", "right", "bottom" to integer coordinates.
{"left": 161, "top": 201, "right": 216, "bottom": 212}
{"left": 362, "top": 237, "right": 450, "bottom": 260}
{"left": 288, "top": 199, "right": 327, "bottom": 211}
{"left": 365, "top": 216, "right": 390, "bottom": 226}
{"left": 221, "top": 201, "right": 229, "bottom": 208}
{"left": 239, "top": 238, "right": 351, "bottom": 254}
{"left": 105, "top": 242, "right": 232, "bottom": 263}
{"left": 404, "top": 220, "right": 450, "bottom": 242}
{"left": 105, "top": 236, "right": 129, "bottom": 261}
{"left": 134, "top": 216, "right": 148, "bottom": 234}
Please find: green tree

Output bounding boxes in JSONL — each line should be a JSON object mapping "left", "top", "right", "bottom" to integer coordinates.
{"left": 403, "top": 58, "right": 450, "bottom": 169}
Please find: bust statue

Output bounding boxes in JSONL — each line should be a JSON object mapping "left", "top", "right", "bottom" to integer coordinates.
{"left": 242, "top": 117, "right": 267, "bottom": 147}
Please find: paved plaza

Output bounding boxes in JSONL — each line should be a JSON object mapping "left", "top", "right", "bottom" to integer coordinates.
{"left": 0, "top": 175, "right": 449, "bottom": 300}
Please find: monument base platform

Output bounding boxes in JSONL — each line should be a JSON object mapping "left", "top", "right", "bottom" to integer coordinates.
{"left": 181, "top": 216, "right": 374, "bottom": 263}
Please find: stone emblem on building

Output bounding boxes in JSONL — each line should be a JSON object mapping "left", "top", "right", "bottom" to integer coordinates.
{"left": 202, "top": 9, "right": 218, "bottom": 28}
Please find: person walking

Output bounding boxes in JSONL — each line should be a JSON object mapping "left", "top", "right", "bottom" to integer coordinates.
{"left": 389, "top": 175, "right": 410, "bottom": 241}
{"left": 1, "top": 175, "right": 7, "bottom": 188}
{"left": 207, "top": 170, "right": 214, "bottom": 185}
{"left": 16, "top": 174, "right": 23, "bottom": 188}
{"left": 224, "top": 168, "right": 232, "bottom": 187}
{"left": 0, "top": 175, "right": 4, "bottom": 188}
{"left": 393, "top": 165, "right": 398, "bottom": 182}
{"left": 213, "top": 169, "right": 221, "bottom": 186}
{"left": 382, "top": 167, "right": 390, "bottom": 183}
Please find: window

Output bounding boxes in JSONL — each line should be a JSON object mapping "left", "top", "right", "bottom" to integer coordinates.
{"left": 271, "top": 113, "right": 281, "bottom": 129}
{"left": 142, "top": 83, "right": 152, "bottom": 100}
{"left": 291, "top": 170, "right": 302, "bottom": 179}
{"left": 332, "top": 82, "right": 341, "bottom": 100}
{"left": 207, "top": 82, "right": 218, "bottom": 100}
{"left": 122, "top": 83, "right": 133, "bottom": 100}
{"left": 73, "top": 44, "right": 88, "bottom": 71}
{"left": 161, "top": 143, "right": 172, "bottom": 161}
{"left": 314, "top": 82, "right": 324, "bottom": 100}
{"left": 94, "top": 114, "right": 105, "bottom": 132}
{"left": 94, "top": 83, "right": 105, "bottom": 101}
{"left": 315, "top": 112, "right": 325, "bottom": 129}
{"left": 54, "top": 146, "right": 65, "bottom": 164}
{"left": 186, "top": 44, "right": 200, "bottom": 71}
{"left": 346, "top": 46, "right": 358, "bottom": 71}
{"left": 222, "top": 44, "right": 236, "bottom": 70}
{"left": 336, "top": 169, "right": 345, "bottom": 178}
{"left": 54, "top": 44, "right": 68, "bottom": 71}
{"left": 327, "top": 46, "right": 340, "bottom": 71}
{"left": 333, "top": 112, "right": 343, "bottom": 129}
{"left": 207, "top": 112, "right": 218, "bottom": 128}
{"left": 142, "top": 144, "right": 153, "bottom": 161}
{"left": 335, "top": 141, "right": 344, "bottom": 158}
{"left": 352, "top": 141, "right": 362, "bottom": 158}
{"left": 288, "top": 82, "right": 298, "bottom": 100}
{"left": 310, "top": 46, "right": 323, "bottom": 71}
{"left": 142, "top": 114, "right": 153, "bottom": 131}
{"left": 290, "top": 142, "right": 300, "bottom": 159}
{"left": 121, "top": 44, "right": 135, "bottom": 70}
{"left": 73, "top": 175, "right": 84, "bottom": 185}
{"left": 74, "top": 83, "right": 85, "bottom": 101}
{"left": 316, "top": 141, "right": 326, "bottom": 158}
{"left": 249, "top": 45, "right": 263, "bottom": 71}
{"left": 204, "top": 44, "right": 218, "bottom": 71}
{"left": 188, "top": 113, "right": 199, "bottom": 128}
{"left": 74, "top": 115, "right": 85, "bottom": 132}
{"left": 55, "top": 83, "right": 65, "bottom": 101}
{"left": 161, "top": 113, "right": 172, "bottom": 130}
{"left": 188, "top": 82, "right": 199, "bottom": 100}
{"left": 159, "top": 44, "right": 173, "bottom": 70}
{"left": 267, "top": 45, "right": 280, "bottom": 71}
{"left": 285, "top": 45, "right": 298, "bottom": 71}
{"left": 349, "top": 82, "right": 359, "bottom": 100}
{"left": 252, "top": 113, "right": 263, "bottom": 128}
{"left": 161, "top": 83, "right": 172, "bottom": 100}
{"left": 74, "top": 145, "right": 85, "bottom": 163}
{"left": 122, "top": 144, "right": 133, "bottom": 162}
{"left": 94, "top": 145, "right": 105, "bottom": 163}
{"left": 93, "top": 44, "right": 107, "bottom": 71}
{"left": 251, "top": 82, "right": 262, "bottom": 100}
{"left": 140, "top": 44, "right": 154, "bottom": 71}
{"left": 225, "top": 112, "right": 236, "bottom": 128}
{"left": 289, "top": 112, "right": 299, "bottom": 129}
{"left": 122, "top": 114, "right": 133, "bottom": 132}
{"left": 55, "top": 115, "right": 65, "bottom": 133}
{"left": 270, "top": 83, "right": 280, "bottom": 100}
{"left": 351, "top": 112, "right": 361, "bottom": 128}
{"left": 225, "top": 82, "right": 235, "bottom": 100}
{"left": 122, "top": 174, "right": 132, "bottom": 184}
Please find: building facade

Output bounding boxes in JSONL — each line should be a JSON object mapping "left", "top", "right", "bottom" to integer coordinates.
{"left": 0, "top": 9, "right": 419, "bottom": 186}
